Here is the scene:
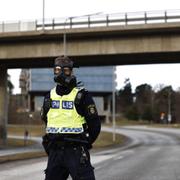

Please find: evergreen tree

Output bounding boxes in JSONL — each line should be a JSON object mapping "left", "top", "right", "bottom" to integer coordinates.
{"left": 135, "top": 84, "right": 153, "bottom": 120}
{"left": 118, "top": 78, "right": 133, "bottom": 113}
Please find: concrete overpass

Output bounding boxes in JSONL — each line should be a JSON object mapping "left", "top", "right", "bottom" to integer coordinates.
{"left": 1, "top": 10, "right": 180, "bottom": 144}
{"left": 1, "top": 22, "right": 180, "bottom": 68}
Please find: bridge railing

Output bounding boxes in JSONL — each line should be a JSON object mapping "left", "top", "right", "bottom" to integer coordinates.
{"left": 1, "top": 9, "right": 180, "bottom": 33}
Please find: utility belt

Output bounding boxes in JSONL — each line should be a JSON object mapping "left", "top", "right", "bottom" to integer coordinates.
{"left": 42, "top": 133, "right": 90, "bottom": 154}
{"left": 50, "top": 139, "right": 88, "bottom": 149}
{"left": 47, "top": 133, "right": 87, "bottom": 141}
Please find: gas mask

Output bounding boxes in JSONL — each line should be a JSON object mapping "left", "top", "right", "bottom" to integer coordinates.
{"left": 54, "top": 66, "right": 77, "bottom": 88}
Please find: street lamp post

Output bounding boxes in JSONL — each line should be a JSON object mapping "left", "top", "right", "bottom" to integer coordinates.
{"left": 63, "top": 29, "right": 67, "bottom": 56}
{"left": 167, "top": 89, "right": 172, "bottom": 124}
{"left": 112, "top": 66, "right": 116, "bottom": 142}
{"left": 63, "top": 17, "right": 69, "bottom": 56}
{"left": 42, "top": 0, "right": 45, "bottom": 30}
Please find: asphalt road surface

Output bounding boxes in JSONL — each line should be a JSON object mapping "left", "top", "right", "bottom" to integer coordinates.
{"left": 0, "top": 126, "right": 180, "bottom": 180}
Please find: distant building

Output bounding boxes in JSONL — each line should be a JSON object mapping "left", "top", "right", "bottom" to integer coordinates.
{"left": 19, "top": 66, "right": 116, "bottom": 121}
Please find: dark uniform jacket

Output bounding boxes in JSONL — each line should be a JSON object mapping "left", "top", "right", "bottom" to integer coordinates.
{"left": 41, "top": 84, "right": 101, "bottom": 147}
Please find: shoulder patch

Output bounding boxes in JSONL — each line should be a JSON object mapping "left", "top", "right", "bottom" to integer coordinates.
{"left": 77, "top": 91, "right": 83, "bottom": 100}
{"left": 87, "top": 104, "right": 97, "bottom": 115}
{"left": 75, "top": 90, "right": 84, "bottom": 105}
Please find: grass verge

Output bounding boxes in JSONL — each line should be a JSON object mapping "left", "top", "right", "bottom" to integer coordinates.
{"left": 104, "top": 119, "right": 180, "bottom": 128}
{"left": 0, "top": 151, "right": 46, "bottom": 163}
{"left": 93, "top": 131, "right": 128, "bottom": 149}
{"left": 7, "top": 124, "right": 45, "bottom": 137}
{"left": 7, "top": 138, "right": 35, "bottom": 147}
{"left": 149, "top": 124, "right": 180, "bottom": 128}
{"left": 0, "top": 124, "right": 128, "bottom": 163}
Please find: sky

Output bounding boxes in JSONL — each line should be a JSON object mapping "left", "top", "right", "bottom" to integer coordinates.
{"left": 2, "top": 0, "right": 180, "bottom": 93}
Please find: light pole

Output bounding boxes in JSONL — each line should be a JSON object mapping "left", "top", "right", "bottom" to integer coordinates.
{"left": 63, "top": 17, "right": 70, "bottom": 56}
{"left": 63, "top": 27, "right": 66, "bottom": 56}
{"left": 167, "top": 89, "right": 172, "bottom": 124}
{"left": 112, "top": 66, "right": 116, "bottom": 142}
{"left": 42, "top": 0, "right": 45, "bottom": 30}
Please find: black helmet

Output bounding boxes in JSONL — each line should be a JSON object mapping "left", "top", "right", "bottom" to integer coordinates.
{"left": 54, "top": 56, "right": 73, "bottom": 69}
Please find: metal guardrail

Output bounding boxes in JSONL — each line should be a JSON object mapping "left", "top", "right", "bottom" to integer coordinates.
{"left": 1, "top": 9, "right": 180, "bottom": 33}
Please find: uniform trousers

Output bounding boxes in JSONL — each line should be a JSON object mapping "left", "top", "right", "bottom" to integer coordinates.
{"left": 45, "top": 145, "right": 95, "bottom": 180}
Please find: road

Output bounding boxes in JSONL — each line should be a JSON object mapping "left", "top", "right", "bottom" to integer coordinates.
{"left": 0, "top": 126, "right": 180, "bottom": 180}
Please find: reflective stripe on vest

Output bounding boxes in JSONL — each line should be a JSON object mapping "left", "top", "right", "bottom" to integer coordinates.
{"left": 46, "top": 87, "right": 86, "bottom": 134}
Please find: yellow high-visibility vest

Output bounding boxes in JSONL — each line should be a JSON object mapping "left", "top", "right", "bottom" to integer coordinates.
{"left": 46, "top": 87, "right": 86, "bottom": 134}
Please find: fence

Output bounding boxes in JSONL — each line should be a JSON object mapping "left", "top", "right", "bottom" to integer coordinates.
{"left": 1, "top": 9, "right": 180, "bottom": 33}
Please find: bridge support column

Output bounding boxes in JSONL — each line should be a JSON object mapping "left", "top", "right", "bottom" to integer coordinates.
{"left": 0, "top": 66, "right": 7, "bottom": 146}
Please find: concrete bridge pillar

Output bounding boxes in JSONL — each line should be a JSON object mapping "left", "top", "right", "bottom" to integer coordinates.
{"left": 0, "top": 66, "right": 7, "bottom": 146}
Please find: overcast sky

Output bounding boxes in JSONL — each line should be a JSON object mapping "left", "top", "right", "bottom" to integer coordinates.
{"left": 2, "top": 0, "right": 180, "bottom": 93}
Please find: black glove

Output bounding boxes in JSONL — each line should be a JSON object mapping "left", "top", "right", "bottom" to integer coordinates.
{"left": 81, "top": 132, "right": 92, "bottom": 150}
{"left": 42, "top": 135, "right": 50, "bottom": 155}
{"left": 44, "top": 98, "right": 52, "bottom": 112}
{"left": 40, "top": 98, "right": 52, "bottom": 122}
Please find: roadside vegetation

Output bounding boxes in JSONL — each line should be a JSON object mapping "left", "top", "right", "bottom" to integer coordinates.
{"left": 93, "top": 131, "right": 127, "bottom": 149}
{"left": 7, "top": 124, "right": 45, "bottom": 137}
{"left": 149, "top": 123, "right": 180, "bottom": 128}
{"left": 105, "top": 119, "right": 180, "bottom": 128}
{"left": 7, "top": 138, "right": 35, "bottom": 147}
{"left": 117, "top": 79, "right": 180, "bottom": 125}
{"left": 0, "top": 124, "right": 127, "bottom": 163}
{"left": 8, "top": 125, "right": 126, "bottom": 148}
{"left": 0, "top": 151, "right": 46, "bottom": 163}
{"left": 7, "top": 124, "right": 126, "bottom": 148}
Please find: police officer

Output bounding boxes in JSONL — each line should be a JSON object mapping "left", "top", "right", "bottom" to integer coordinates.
{"left": 41, "top": 56, "right": 101, "bottom": 180}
